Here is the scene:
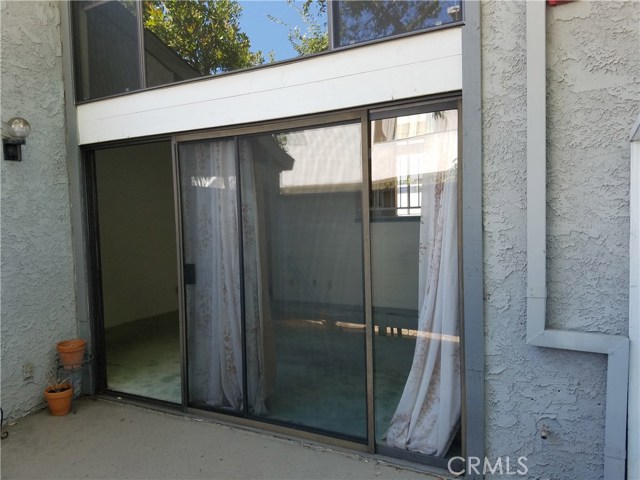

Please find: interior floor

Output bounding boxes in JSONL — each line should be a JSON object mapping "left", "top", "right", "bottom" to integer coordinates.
{"left": 259, "top": 319, "right": 369, "bottom": 439}
{"left": 105, "top": 311, "right": 181, "bottom": 403}
{"left": 255, "top": 318, "right": 415, "bottom": 442}
{"left": 104, "top": 311, "right": 459, "bottom": 455}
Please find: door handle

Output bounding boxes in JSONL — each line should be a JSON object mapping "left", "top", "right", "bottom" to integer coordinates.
{"left": 184, "top": 264, "right": 196, "bottom": 285}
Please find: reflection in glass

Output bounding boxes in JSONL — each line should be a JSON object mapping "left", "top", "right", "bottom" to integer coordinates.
{"left": 143, "top": 0, "right": 265, "bottom": 87}
{"left": 247, "top": 0, "right": 328, "bottom": 58}
{"left": 143, "top": 0, "right": 328, "bottom": 89}
{"left": 371, "top": 110, "right": 461, "bottom": 456}
{"left": 73, "top": 1, "right": 329, "bottom": 98}
{"left": 240, "top": 124, "right": 367, "bottom": 439}
{"left": 73, "top": 1, "right": 142, "bottom": 100}
{"left": 333, "top": 0, "right": 462, "bottom": 48}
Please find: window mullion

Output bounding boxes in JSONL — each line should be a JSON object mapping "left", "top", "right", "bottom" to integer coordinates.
{"left": 361, "top": 111, "right": 375, "bottom": 453}
{"left": 137, "top": 1, "right": 146, "bottom": 89}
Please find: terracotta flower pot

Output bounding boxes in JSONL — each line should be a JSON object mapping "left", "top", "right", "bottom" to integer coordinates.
{"left": 44, "top": 384, "right": 73, "bottom": 416}
{"left": 56, "top": 339, "right": 86, "bottom": 370}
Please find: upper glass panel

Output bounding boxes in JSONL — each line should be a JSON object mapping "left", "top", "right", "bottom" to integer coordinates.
{"left": 75, "top": 0, "right": 329, "bottom": 100}
{"left": 333, "top": 0, "right": 462, "bottom": 48}
{"left": 73, "top": 0, "right": 462, "bottom": 101}
{"left": 144, "top": 0, "right": 311, "bottom": 87}
{"left": 73, "top": 1, "right": 142, "bottom": 101}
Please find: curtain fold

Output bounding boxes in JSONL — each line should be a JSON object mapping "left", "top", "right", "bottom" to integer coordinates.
{"left": 182, "top": 138, "right": 272, "bottom": 414}
{"left": 240, "top": 140, "right": 275, "bottom": 415}
{"left": 182, "top": 140, "right": 244, "bottom": 410}
{"left": 386, "top": 145, "right": 460, "bottom": 456}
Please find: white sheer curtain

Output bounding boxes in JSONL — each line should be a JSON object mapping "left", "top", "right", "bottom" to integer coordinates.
{"left": 239, "top": 140, "right": 274, "bottom": 415}
{"left": 386, "top": 126, "right": 460, "bottom": 456}
{"left": 182, "top": 140, "right": 244, "bottom": 410}
{"left": 181, "top": 139, "right": 269, "bottom": 412}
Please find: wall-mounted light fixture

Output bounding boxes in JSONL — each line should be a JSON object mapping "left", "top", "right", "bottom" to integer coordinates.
{"left": 3, "top": 117, "right": 31, "bottom": 161}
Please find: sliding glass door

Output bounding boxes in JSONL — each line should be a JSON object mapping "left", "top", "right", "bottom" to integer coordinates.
{"left": 93, "top": 141, "right": 181, "bottom": 404}
{"left": 178, "top": 122, "right": 367, "bottom": 439}
{"left": 175, "top": 101, "right": 461, "bottom": 457}
{"left": 371, "top": 107, "right": 461, "bottom": 458}
{"left": 239, "top": 124, "right": 367, "bottom": 439}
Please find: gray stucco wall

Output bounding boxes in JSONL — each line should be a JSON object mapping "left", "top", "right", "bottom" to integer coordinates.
{"left": 0, "top": 0, "right": 637, "bottom": 475}
{"left": 1, "top": 1, "right": 77, "bottom": 420}
{"left": 482, "top": 1, "right": 639, "bottom": 478}
{"left": 546, "top": 1, "right": 637, "bottom": 335}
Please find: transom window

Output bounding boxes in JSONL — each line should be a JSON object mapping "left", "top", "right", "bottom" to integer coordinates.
{"left": 71, "top": 0, "right": 463, "bottom": 102}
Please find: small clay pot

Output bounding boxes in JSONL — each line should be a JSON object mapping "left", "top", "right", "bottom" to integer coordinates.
{"left": 44, "top": 384, "right": 73, "bottom": 416}
{"left": 56, "top": 339, "right": 86, "bottom": 370}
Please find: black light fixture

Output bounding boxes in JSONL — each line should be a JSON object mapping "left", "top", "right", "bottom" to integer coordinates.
{"left": 3, "top": 117, "right": 31, "bottom": 161}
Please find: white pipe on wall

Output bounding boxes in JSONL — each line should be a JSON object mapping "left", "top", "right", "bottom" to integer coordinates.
{"left": 525, "top": 3, "right": 630, "bottom": 479}
{"left": 629, "top": 116, "right": 640, "bottom": 480}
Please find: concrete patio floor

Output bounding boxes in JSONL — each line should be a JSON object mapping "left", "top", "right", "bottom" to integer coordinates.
{"left": 1, "top": 398, "right": 448, "bottom": 480}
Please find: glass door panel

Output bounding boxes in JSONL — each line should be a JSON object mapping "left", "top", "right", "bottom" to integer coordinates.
{"left": 239, "top": 123, "right": 367, "bottom": 440}
{"left": 179, "top": 139, "right": 244, "bottom": 412}
{"left": 72, "top": 1, "right": 142, "bottom": 101}
{"left": 371, "top": 109, "right": 461, "bottom": 457}
{"left": 95, "top": 142, "right": 181, "bottom": 404}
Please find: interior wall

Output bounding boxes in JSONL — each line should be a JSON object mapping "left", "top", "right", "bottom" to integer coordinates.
{"left": 95, "top": 142, "right": 177, "bottom": 328}
{"left": 371, "top": 221, "right": 420, "bottom": 311}
{"left": 271, "top": 192, "right": 364, "bottom": 310}
{"left": 270, "top": 192, "right": 421, "bottom": 316}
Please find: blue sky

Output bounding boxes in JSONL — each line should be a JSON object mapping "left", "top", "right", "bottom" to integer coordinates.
{"left": 238, "top": 1, "right": 320, "bottom": 61}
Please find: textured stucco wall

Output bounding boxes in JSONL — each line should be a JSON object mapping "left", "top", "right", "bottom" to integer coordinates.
{"left": 1, "top": 1, "right": 77, "bottom": 420}
{"left": 546, "top": 1, "right": 637, "bottom": 335}
{"left": 482, "top": 1, "right": 639, "bottom": 478}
